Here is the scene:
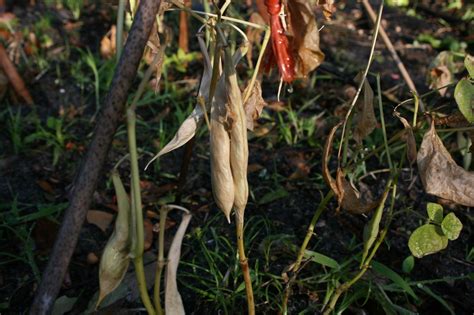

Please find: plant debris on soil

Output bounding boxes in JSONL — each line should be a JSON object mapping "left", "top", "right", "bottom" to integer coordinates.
{"left": 0, "top": 0, "right": 473, "bottom": 314}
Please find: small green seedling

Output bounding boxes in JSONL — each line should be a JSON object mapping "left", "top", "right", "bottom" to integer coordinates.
{"left": 408, "top": 203, "right": 463, "bottom": 258}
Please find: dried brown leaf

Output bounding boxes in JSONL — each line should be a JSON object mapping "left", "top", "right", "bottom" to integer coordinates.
{"left": 100, "top": 26, "right": 116, "bottom": 60}
{"left": 165, "top": 212, "right": 192, "bottom": 315}
{"left": 243, "top": 78, "right": 267, "bottom": 131}
{"left": 429, "top": 65, "right": 451, "bottom": 97}
{"left": 353, "top": 75, "right": 377, "bottom": 144}
{"left": 146, "top": 35, "right": 212, "bottom": 168}
{"left": 87, "top": 210, "right": 114, "bottom": 232}
{"left": 318, "top": 0, "right": 336, "bottom": 20}
{"left": 394, "top": 111, "right": 417, "bottom": 165}
{"left": 287, "top": 0, "right": 325, "bottom": 79}
{"left": 322, "top": 123, "right": 378, "bottom": 214}
{"left": 417, "top": 121, "right": 474, "bottom": 207}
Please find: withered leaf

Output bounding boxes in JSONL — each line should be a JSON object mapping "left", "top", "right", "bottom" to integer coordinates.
{"left": 318, "top": 0, "right": 336, "bottom": 20}
{"left": 287, "top": 0, "right": 325, "bottom": 79}
{"left": 165, "top": 212, "right": 192, "bottom": 315}
{"left": 394, "top": 111, "right": 417, "bottom": 165}
{"left": 429, "top": 65, "right": 451, "bottom": 96}
{"left": 243, "top": 78, "right": 267, "bottom": 131}
{"left": 353, "top": 74, "right": 376, "bottom": 144}
{"left": 323, "top": 123, "right": 379, "bottom": 214}
{"left": 100, "top": 26, "right": 116, "bottom": 60}
{"left": 146, "top": 34, "right": 211, "bottom": 167}
{"left": 417, "top": 121, "right": 474, "bottom": 207}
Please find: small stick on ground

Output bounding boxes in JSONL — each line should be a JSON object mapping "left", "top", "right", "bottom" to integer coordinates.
{"left": 0, "top": 43, "right": 33, "bottom": 105}
{"left": 29, "top": 1, "right": 162, "bottom": 314}
{"left": 362, "top": 0, "right": 425, "bottom": 113}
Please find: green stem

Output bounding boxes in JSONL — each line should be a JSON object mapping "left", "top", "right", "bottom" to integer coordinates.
{"left": 293, "top": 191, "right": 334, "bottom": 272}
{"left": 323, "top": 178, "right": 399, "bottom": 315}
{"left": 116, "top": 0, "right": 126, "bottom": 59}
{"left": 154, "top": 207, "right": 169, "bottom": 315}
{"left": 236, "top": 213, "right": 255, "bottom": 315}
{"left": 376, "top": 73, "right": 393, "bottom": 171}
{"left": 282, "top": 191, "right": 334, "bottom": 314}
{"left": 337, "top": 2, "right": 384, "bottom": 161}
{"left": 127, "top": 109, "right": 155, "bottom": 315}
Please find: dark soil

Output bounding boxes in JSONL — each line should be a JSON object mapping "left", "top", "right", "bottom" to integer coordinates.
{"left": 0, "top": 1, "right": 473, "bottom": 314}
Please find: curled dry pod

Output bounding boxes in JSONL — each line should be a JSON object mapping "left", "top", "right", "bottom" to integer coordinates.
{"left": 210, "top": 43, "right": 249, "bottom": 222}
{"left": 210, "top": 68, "right": 235, "bottom": 222}
{"left": 97, "top": 170, "right": 131, "bottom": 307}
{"left": 223, "top": 45, "right": 249, "bottom": 220}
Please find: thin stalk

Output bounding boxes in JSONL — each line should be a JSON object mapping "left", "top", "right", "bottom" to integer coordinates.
{"left": 337, "top": 2, "right": 383, "bottom": 162}
{"left": 235, "top": 213, "right": 255, "bottom": 315}
{"left": 376, "top": 74, "right": 393, "bottom": 170}
{"left": 282, "top": 191, "right": 334, "bottom": 314}
{"left": 412, "top": 92, "right": 419, "bottom": 127}
{"left": 127, "top": 109, "right": 156, "bottom": 315}
{"left": 116, "top": 0, "right": 127, "bottom": 59}
{"left": 243, "top": 26, "right": 270, "bottom": 104}
{"left": 153, "top": 207, "right": 170, "bottom": 315}
{"left": 323, "top": 182, "right": 395, "bottom": 315}
{"left": 293, "top": 191, "right": 334, "bottom": 272}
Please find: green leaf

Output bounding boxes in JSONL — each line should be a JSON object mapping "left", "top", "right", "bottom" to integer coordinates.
{"left": 372, "top": 261, "right": 418, "bottom": 300}
{"left": 441, "top": 212, "right": 463, "bottom": 240}
{"left": 361, "top": 190, "right": 388, "bottom": 265}
{"left": 408, "top": 224, "right": 449, "bottom": 258}
{"left": 402, "top": 256, "right": 415, "bottom": 274}
{"left": 258, "top": 187, "right": 288, "bottom": 205}
{"left": 455, "top": 78, "right": 474, "bottom": 123}
{"left": 426, "top": 202, "right": 443, "bottom": 223}
{"left": 465, "top": 54, "right": 474, "bottom": 78}
{"left": 304, "top": 250, "right": 340, "bottom": 269}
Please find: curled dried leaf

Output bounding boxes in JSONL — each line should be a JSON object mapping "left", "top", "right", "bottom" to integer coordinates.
{"left": 243, "top": 78, "right": 267, "bottom": 131}
{"left": 100, "top": 26, "right": 116, "bottom": 60}
{"left": 417, "top": 121, "right": 474, "bottom": 207}
{"left": 145, "top": 34, "right": 212, "bottom": 169}
{"left": 394, "top": 111, "right": 417, "bottom": 165}
{"left": 353, "top": 74, "right": 376, "bottom": 144}
{"left": 322, "top": 123, "right": 378, "bottom": 214}
{"left": 287, "top": 0, "right": 325, "bottom": 79}
{"left": 165, "top": 212, "right": 192, "bottom": 315}
{"left": 97, "top": 171, "right": 130, "bottom": 307}
{"left": 318, "top": 0, "right": 336, "bottom": 20}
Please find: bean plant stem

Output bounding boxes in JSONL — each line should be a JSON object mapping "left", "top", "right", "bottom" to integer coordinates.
{"left": 127, "top": 109, "right": 156, "bottom": 315}
{"left": 235, "top": 213, "right": 255, "bottom": 315}
{"left": 116, "top": 0, "right": 126, "bottom": 59}
{"left": 153, "top": 207, "right": 169, "bottom": 315}
{"left": 282, "top": 190, "right": 334, "bottom": 314}
{"left": 323, "top": 181, "right": 395, "bottom": 315}
{"left": 376, "top": 74, "right": 393, "bottom": 170}
{"left": 337, "top": 2, "right": 383, "bottom": 162}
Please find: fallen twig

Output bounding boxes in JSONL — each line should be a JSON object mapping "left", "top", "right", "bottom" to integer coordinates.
{"left": 362, "top": 0, "right": 425, "bottom": 113}
{"left": 0, "top": 43, "right": 33, "bottom": 105}
{"left": 29, "top": 1, "right": 161, "bottom": 314}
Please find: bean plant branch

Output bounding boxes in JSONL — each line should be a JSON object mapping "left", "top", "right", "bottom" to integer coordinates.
{"left": 29, "top": 1, "right": 161, "bottom": 313}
